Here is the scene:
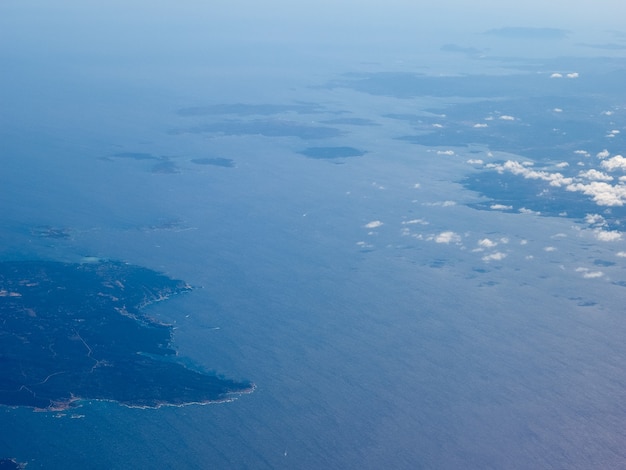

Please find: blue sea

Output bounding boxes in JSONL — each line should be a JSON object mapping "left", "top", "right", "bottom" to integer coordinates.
{"left": 2, "top": 2, "right": 626, "bottom": 468}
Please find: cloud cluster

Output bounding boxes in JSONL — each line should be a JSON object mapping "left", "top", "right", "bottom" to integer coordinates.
{"left": 550, "top": 72, "right": 579, "bottom": 78}
{"left": 575, "top": 267, "right": 604, "bottom": 278}
{"left": 478, "top": 238, "right": 497, "bottom": 248}
{"left": 601, "top": 155, "right": 626, "bottom": 171}
{"left": 489, "top": 158, "right": 626, "bottom": 206}
{"left": 594, "top": 229, "right": 622, "bottom": 241}
{"left": 482, "top": 252, "right": 507, "bottom": 262}
{"left": 364, "top": 220, "right": 383, "bottom": 229}
{"left": 489, "top": 160, "right": 573, "bottom": 187}
{"left": 578, "top": 169, "right": 613, "bottom": 181}
{"left": 434, "top": 231, "right": 461, "bottom": 244}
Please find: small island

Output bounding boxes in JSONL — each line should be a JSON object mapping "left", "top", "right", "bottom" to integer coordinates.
{"left": 0, "top": 260, "right": 253, "bottom": 410}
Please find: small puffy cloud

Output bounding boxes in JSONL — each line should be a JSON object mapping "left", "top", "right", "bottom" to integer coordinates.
{"left": 566, "top": 181, "right": 626, "bottom": 206}
{"left": 473, "top": 123, "right": 488, "bottom": 128}
{"left": 482, "top": 252, "right": 507, "bottom": 262}
{"left": 496, "top": 160, "right": 572, "bottom": 187}
{"left": 520, "top": 208, "right": 541, "bottom": 215}
{"left": 467, "top": 159, "right": 484, "bottom": 164}
{"left": 364, "top": 220, "right": 383, "bottom": 229}
{"left": 556, "top": 162, "right": 569, "bottom": 168}
{"left": 433, "top": 123, "right": 444, "bottom": 128}
{"left": 585, "top": 213, "right": 606, "bottom": 226}
{"left": 597, "top": 149, "right": 610, "bottom": 159}
{"left": 603, "top": 110, "right": 614, "bottom": 116}
{"left": 437, "top": 150, "right": 455, "bottom": 155}
{"left": 567, "top": 72, "right": 579, "bottom": 78}
{"left": 434, "top": 231, "right": 461, "bottom": 244}
{"left": 578, "top": 169, "right": 613, "bottom": 181}
{"left": 499, "top": 115, "right": 516, "bottom": 121}
{"left": 478, "top": 238, "right": 497, "bottom": 248}
{"left": 576, "top": 267, "right": 604, "bottom": 278}
{"left": 402, "top": 218, "right": 428, "bottom": 225}
{"left": 574, "top": 150, "right": 590, "bottom": 157}
{"left": 413, "top": 183, "right": 421, "bottom": 188}
{"left": 584, "top": 271, "right": 604, "bottom": 279}
{"left": 553, "top": 108, "right": 563, "bottom": 113}
{"left": 424, "top": 200, "right": 456, "bottom": 207}
{"left": 550, "top": 73, "right": 563, "bottom": 78}
{"left": 601, "top": 155, "right": 626, "bottom": 172}
{"left": 491, "top": 204, "right": 513, "bottom": 210}
{"left": 616, "top": 251, "right": 626, "bottom": 257}
{"left": 594, "top": 230, "right": 622, "bottom": 241}
{"left": 544, "top": 246, "right": 557, "bottom": 252}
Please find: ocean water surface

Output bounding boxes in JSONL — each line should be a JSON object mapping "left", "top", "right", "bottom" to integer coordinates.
{"left": 2, "top": 2, "right": 626, "bottom": 468}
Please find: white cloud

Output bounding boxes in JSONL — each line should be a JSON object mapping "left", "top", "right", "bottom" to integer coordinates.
{"left": 402, "top": 218, "right": 428, "bottom": 225}
{"left": 574, "top": 150, "right": 590, "bottom": 157}
{"left": 482, "top": 252, "right": 507, "bottom": 262}
{"left": 434, "top": 231, "right": 461, "bottom": 244}
{"left": 478, "top": 238, "right": 497, "bottom": 248}
{"left": 364, "top": 220, "right": 383, "bottom": 229}
{"left": 601, "top": 155, "right": 626, "bottom": 172}
{"left": 489, "top": 157, "right": 626, "bottom": 207}
{"left": 490, "top": 204, "right": 513, "bottom": 210}
{"left": 603, "top": 111, "right": 614, "bottom": 116}
{"left": 424, "top": 201, "right": 456, "bottom": 207}
{"left": 437, "top": 150, "right": 455, "bottom": 155}
{"left": 433, "top": 123, "right": 444, "bottom": 128}
{"left": 566, "top": 181, "right": 626, "bottom": 206}
{"left": 496, "top": 160, "right": 572, "bottom": 187}
{"left": 578, "top": 169, "right": 613, "bottom": 181}
{"left": 585, "top": 213, "right": 606, "bottom": 226}
{"left": 553, "top": 108, "right": 563, "bottom": 113}
{"left": 594, "top": 230, "right": 622, "bottom": 241}
{"left": 585, "top": 271, "right": 604, "bottom": 279}
{"left": 556, "top": 162, "right": 569, "bottom": 168}
{"left": 473, "top": 123, "right": 488, "bottom": 128}
{"left": 596, "top": 149, "right": 610, "bottom": 159}
{"left": 567, "top": 72, "right": 579, "bottom": 78}
{"left": 550, "top": 73, "right": 563, "bottom": 78}
{"left": 576, "top": 267, "right": 604, "bottom": 279}
{"left": 467, "top": 159, "right": 484, "bottom": 164}
{"left": 616, "top": 251, "right": 626, "bottom": 257}
{"left": 544, "top": 246, "right": 557, "bottom": 252}
{"left": 499, "top": 115, "right": 516, "bottom": 121}
{"left": 519, "top": 208, "right": 541, "bottom": 215}
{"left": 413, "top": 183, "right": 421, "bottom": 188}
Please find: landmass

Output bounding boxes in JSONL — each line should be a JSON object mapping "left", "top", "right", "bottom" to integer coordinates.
{"left": 298, "top": 146, "right": 365, "bottom": 159}
{"left": 0, "top": 260, "right": 253, "bottom": 410}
